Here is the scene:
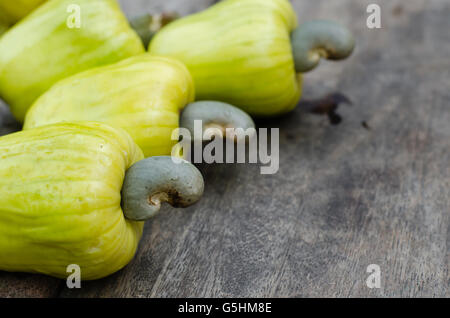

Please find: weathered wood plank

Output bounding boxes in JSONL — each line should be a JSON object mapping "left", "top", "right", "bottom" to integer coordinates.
{"left": 61, "top": 0, "right": 449, "bottom": 297}
{"left": 1, "top": 0, "right": 449, "bottom": 297}
{"left": 0, "top": 271, "right": 61, "bottom": 298}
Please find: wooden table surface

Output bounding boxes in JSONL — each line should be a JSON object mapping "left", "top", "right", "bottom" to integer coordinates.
{"left": 0, "top": 0, "right": 448, "bottom": 297}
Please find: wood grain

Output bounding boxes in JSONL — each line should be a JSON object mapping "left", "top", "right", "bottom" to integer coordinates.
{"left": 1, "top": 0, "right": 449, "bottom": 297}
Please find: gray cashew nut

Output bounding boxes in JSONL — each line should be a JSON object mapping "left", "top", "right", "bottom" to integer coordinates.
{"left": 121, "top": 156, "right": 204, "bottom": 221}
{"left": 291, "top": 20, "right": 355, "bottom": 73}
{"left": 180, "top": 101, "right": 256, "bottom": 143}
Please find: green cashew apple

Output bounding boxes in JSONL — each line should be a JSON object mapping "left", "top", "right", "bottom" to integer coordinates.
{"left": 24, "top": 54, "right": 194, "bottom": 157}
{"left": 0, "top": 122, "right": 204, "bottom": 279}
{"left": 149, "top": 0, "right": 355, "bottom": 117}
{"left": 0, "top": 0, "right": 144, "bottom": 121}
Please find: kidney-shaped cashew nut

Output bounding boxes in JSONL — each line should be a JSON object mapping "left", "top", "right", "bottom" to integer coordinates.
{"left": 291, "top": 20, "right": 355, "bottom": 73}
{"left": 121, "top": 156, "right": 204, "bottom": 221}
{"left": 180, "top": 101, "right": 256, "bottom": 143}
